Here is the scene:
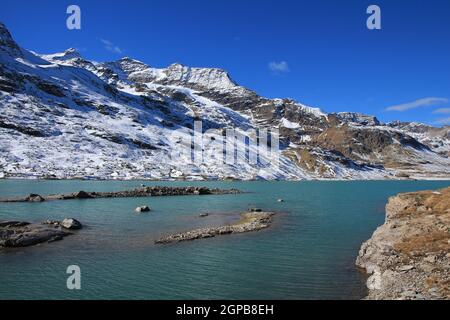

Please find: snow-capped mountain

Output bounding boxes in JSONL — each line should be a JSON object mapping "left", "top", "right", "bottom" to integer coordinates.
{"left": 0, "top": 22, "right": 449, "bottom": 180}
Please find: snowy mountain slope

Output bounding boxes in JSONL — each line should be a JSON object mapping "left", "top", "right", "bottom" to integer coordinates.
{"left": 0, "top": 22, "right": 449, "bottom": 180}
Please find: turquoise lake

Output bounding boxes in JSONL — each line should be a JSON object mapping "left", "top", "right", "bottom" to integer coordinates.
{"left": 0, "top": 180, "right": 449, "bottom": 300}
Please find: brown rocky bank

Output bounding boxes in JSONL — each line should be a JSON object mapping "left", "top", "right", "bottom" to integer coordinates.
{"left": 356, "top": 187, "right": 450, "bottom": 300}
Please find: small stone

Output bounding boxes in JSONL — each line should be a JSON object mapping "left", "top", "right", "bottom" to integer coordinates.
{"left": 423, "top": 255, "right": 436, "bottom": 263}
{"left": 400, "top": 290, "right": 416, "bottom": 297}
{"left": 397, "top": 265, "right": 415, "bottom": 272}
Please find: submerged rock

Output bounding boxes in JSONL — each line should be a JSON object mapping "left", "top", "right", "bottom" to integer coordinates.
{"left": 156, "top": 212, "right": 275, "bottom": 244}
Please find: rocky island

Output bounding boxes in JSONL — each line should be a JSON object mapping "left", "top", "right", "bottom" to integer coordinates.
{"left": 0, "top": 218, "right": 82, "bottom": 248}
{"left": 0, "top": 186, "right": 241, "bottom": 203}
{"left": 356, "top": 187, "right": 450, "bottom": 300}
{"left": 155, "top": 211, "right": 274, "bottom": 244}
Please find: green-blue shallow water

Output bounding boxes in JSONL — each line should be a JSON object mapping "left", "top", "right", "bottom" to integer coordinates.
{"left": 0, "top": 180, "right": 449, "bottom": 300}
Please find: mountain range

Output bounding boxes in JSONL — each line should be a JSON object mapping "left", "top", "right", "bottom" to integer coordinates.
{"left": 1, "top": 22, "right": 449, "bottom": 180}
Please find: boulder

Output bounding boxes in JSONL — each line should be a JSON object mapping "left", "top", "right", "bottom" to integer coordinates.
{"left": 73, "top": 191, "right": 92, "bottom": 199}
{"left": 60, "top": 218, "right": 83, "bottom": 230}
{"left": 135, "top": 206, "right": 151, "bottom": 213}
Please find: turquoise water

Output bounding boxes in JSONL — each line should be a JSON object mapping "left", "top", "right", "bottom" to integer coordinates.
{"left": 0, "top": 180, "right": 448, "bottom": 300}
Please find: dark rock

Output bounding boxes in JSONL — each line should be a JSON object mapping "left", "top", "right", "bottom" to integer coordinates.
{"left": 27, "top": 194, "right": 45, "bottom": 202}
{"left": 0, "top": 221, "right": 30, "bottom": 228}
{"left": 73, "top": 191, "right": 93, "bottom": 199}
{"left": 135, "top": 206, "right": 151, "bottom": 213}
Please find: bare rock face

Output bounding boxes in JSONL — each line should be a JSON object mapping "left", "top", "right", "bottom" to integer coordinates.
{"left": 0, "top": 22, "right": 22, "bottom": 57}
{"left": 356, "top": 187, "right": 450, "bottom": 300}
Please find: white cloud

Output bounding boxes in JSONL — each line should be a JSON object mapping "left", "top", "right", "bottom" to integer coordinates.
{"left": 434, "top": 117, "right": 450, "bottom": 125}
{"left": 101, "top": 39, "right": 123, "bottom": 54}
{"left": 432, "top": 108, "right": 450, "bottom": 114}
{"left": 268, "top": 61, "right": 289, "bottom": 73}
{"left": 385, "top": 97, "right": 448, "bottom": 112}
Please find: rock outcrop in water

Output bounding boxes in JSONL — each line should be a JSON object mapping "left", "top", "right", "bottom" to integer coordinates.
{"left": 155, "top": 212, "right": 274, "bottom": 244}
{"left": 356, "top": 187, "right": 450, "bottom": 300}
{"left": 0, "top": 186, "right": 241, "bottom": 203}
{"left": 43, "top": 218, "right": 83, "bottom": 230}
{"left": 135, "top": 206, "right": 151, "bottom": 213}
{"left": 0, "top": 219, "right": 82, "bottom": 248}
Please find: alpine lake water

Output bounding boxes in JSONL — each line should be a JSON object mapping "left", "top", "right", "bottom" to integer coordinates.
{"left": 0, "top": 179, "right": 449, "bottom": 300}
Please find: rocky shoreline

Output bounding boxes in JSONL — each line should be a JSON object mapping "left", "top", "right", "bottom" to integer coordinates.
{"left": 356, "top": 187, "right": 450, "bottom": 300}
{"left": 0, "top": 186, "right": 241, "bottom": 203}
{"left": 0, "top": 219, "right": 82, "bottom": 248}
{"left": 155, "top": 212, "right": 274, "bottom": 244}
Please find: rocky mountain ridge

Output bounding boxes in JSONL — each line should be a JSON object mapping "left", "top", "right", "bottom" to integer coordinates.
{"left": 0, "top": 22, "right": 449, "bottom": 180}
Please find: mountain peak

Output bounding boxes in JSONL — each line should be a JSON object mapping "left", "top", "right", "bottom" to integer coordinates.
{"left": 113, "top": 56, "right": 149, "bottom": 73}
{"left": 64, "top": 47, "right": 81, "bottom": 55}
{"left": 119, "top": 56, "right": 145, "bottom": 63}
{"left": 60, "top": 48, "right": 82, "bottom": 60}
{"left": 0, "top": 22, "right": 13, "bottom": 42}
{"left": 334, "top": 112, "right": 380, "bottom": 126}
{"left": 0, "top": 21, "right": 22, "bottom": 57}
{"left": 39, "top": 47, "right": 84, "bottom": 64}
{"left": 163, "top": 63, "right": 239, "bottom": 92}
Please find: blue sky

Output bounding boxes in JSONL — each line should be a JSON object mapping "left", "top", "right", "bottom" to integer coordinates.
{"left": 2, "top": 0, "right": 450, "bottom": 125}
